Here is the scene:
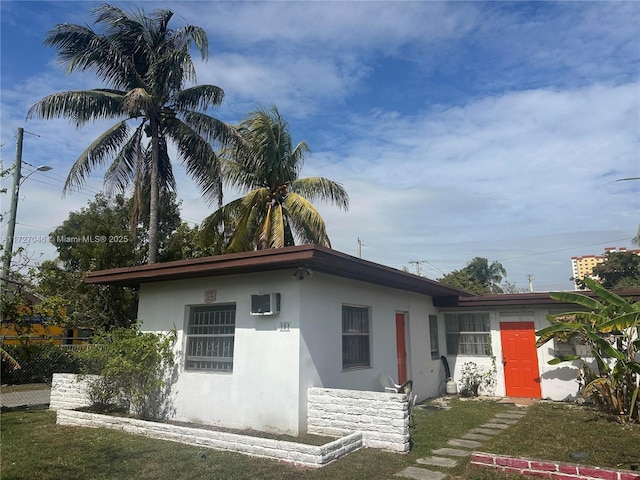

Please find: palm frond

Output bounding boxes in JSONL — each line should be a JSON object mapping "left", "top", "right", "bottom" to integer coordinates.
{"left": 166, "top": 118, "right": 223, "bottom": 205}
{"left": 267, "top": 204, "right": 288, "bottom": 249}
{"left": 174, "top": 25, "right": 209, "bottom": 60}
{"left": 180, "top": 111, "right": 241, "bottom": 148}
{"left": 220, "top": 156, "right": 258, "bottom": 191}
{"left": 64, "top": 121, "right": 131, "bottom": 194}
{"left": 172, "top": 85, "right": 225, "bottom": 112}
{"left": 27, "top": 90, "right": 125, "bottom": 127}
{"left": 104, "top": 124, "right": 145, "bottom": 195}
{"left": 285, "top": 192, "right": 330, "bottom": 247}
{"left": 45, "top": 18, "right": 142, "bottom": 89}
{"left": 291, "top": 177, "right": 349, "bottom": 210}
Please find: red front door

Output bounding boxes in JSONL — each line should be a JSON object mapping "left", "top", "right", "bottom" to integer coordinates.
{"left": 500, "top": 322, "right": 541, "bottom": 398}
{"left": 395, "top": 313, "right": 407, "bottom": 384}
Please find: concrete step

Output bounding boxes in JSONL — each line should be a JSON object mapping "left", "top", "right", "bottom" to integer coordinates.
{"left": 416, "top": 456, "right": 458, "bottom": 468}
{"left": 432, "top": 447, "right": 470, "bottom": 457}
{"left": 462, "top": 432, "right": 491, "bottom": 441}
{"left": 489, "top": 417, "right": 519, "bottom": 424}
{"left": 447, "top": 438, "right": 482, "bottom": 448}
{"left": 469, "top": 428, "right": 500, "bottom": 436}
{"left": 394, "top": 466, "right": 448, "bottom": 480}
{"left": 480, "top": 422, "right": 510, "bottom": 429}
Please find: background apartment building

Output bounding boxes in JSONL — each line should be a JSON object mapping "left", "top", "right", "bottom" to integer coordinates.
{"left": 571, "top": 246, "right": 639, "bottom": 289}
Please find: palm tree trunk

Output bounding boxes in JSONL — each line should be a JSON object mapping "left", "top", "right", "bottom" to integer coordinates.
{"left": 148, "top": 128, "right": 160, "bottom": 264}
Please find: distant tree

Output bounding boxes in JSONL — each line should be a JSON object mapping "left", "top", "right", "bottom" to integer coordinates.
{"left": 591, "top": 251, "right": 640, "bottom": 289}
{"left": 39, "top": 192, "right": 201, "bottom": 329}
{"left": 465, "top": 257, "right": 507, "bottom": 293}
{"left": 438, "top": 269, "right": 486, "bottom": 294}
{"left": 201, "top": 106, "right": 348, "bottom": 251}
{"left": 501, "top": 281, "right": 527, "bottom": 294}
{"left": 439, "top": 257, "right": 508, "bottom": 294}
{"left": 161, "top": 222, "right": 221, "bottom": 262}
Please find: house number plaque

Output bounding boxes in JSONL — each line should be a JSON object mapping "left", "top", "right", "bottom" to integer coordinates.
{"left": 280, "top": 322, "right": 290, "bottom": 332}
{"left": 204, "top": 289, "right": 217, "bottom": 303}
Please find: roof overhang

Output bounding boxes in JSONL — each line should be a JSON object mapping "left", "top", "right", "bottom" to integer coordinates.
{"left": 84, "top": 244, "right": 474, "bottom": 301}
{"left": 437, "top": 289, "right": 640, "bottom": 309}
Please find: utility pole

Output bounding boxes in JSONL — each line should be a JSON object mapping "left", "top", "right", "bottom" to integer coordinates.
{"left": 408, "top": 260, "right": 426, "bottom": 276}
{"left": 527, "top": 274, "right": 534, "bottom": 293}
{"left": 357, "top": 237, "right": 362, "bottom": 258}
{"left": 1, "top": 128, "right": 24, "bottom": 289}
{"left": 1, "top": 128, "right": 51, "bottom": 292}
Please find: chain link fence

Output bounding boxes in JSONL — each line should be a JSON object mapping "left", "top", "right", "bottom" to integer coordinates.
{"left": 1, "top": 342, "right": 93, "bottom": 409}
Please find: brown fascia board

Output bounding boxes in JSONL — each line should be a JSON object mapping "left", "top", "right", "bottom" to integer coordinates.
{"left": 84, "top": 244, "right": 473, "bottom": 300}
{"left": 438, "top": 288, "right": 640, "bottom": 309}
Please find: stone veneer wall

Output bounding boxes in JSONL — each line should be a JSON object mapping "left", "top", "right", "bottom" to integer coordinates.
{"left": 49, "top": 373, "right": 95, "bottom": 410}
{"left": 57, "top": 409, "right": 362, "bottom": 468}
{"left": 307, "top": 387, "right": 410, "bottom": 453}
{"left": 471, "top": 452, "right": 640, "bottom": 480}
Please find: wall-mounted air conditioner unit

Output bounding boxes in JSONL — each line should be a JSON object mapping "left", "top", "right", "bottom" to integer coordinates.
{"left": 250, "top": 293, "right": 281, "bottom": 316}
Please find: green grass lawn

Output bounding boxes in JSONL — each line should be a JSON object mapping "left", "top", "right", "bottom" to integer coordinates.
{"left": 1, "top": 400, "right": 638, "bottom": 480}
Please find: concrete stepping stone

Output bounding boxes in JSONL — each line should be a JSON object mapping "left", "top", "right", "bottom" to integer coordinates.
{"left": 394, "top": 466, "right": 447, "bottom": 480}
{"left": 501, "top": 410, "right": 527, "bottom": 416}
{"left": 447, "top": 438, "right": 482, "bottom": 448}
{"left": 495, "top": 412, "right": 524, "bottom": 420}
{"left": 490, "top": 417, "right": 519, "bottom": 424}
{"left": 462, "top": 432, "right": 491, "bottom": 441}
{"left": 481, "top": 422, "right": 509, "bottom": 429}
{"left": 432, "top": 447, "right": 470, "bottom": 457}
{"left": 469, "top": 428, "right": 500, "bottom": 436}
{"left": 417, "top": 456, "right": 457, "bottom": 468}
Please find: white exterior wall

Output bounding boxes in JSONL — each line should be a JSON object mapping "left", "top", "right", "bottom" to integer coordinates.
{"left": 296, "top": 273, "right": 441, "bottom": 412}
{"left": 137, "top": 270, "right": 443, "bottom": 436}
{"left": 137, "top": 271, "right": 303, "bottom": 435}
{"left": 443, "top": 307, "right": 582, "bottom": 401}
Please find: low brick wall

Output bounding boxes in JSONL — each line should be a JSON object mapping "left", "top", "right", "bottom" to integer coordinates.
{"left": 471, "top": 452, "right": 640, "bottom": 480}
{"left": 57, "top": 409, "right": 362, "bottom": 468}
{"left": 49, "top": 373, "right": 95, "bottom": 410}
{"left": 307, "top": 387, "right": 410, "bottom": 453}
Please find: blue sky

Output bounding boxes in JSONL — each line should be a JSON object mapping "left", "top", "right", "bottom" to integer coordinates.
{"left": 1, "top": 1, "right": 639, "bottom": 291}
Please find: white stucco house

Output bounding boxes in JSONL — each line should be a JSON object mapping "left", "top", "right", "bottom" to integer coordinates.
{"left": 84, "top": 244, "right": 640, "bottom": 436}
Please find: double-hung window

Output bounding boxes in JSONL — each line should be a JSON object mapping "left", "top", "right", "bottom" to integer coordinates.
{"left": 342, "top": 305, "right": 371, "bottom": 369}
{"left": 186, "top": 304, "right": 236, "bottom": 372}
{"left": 445, "top": 312, "right": 491, "bottom": 355}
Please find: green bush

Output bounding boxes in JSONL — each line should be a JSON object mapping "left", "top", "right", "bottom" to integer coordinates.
{"left": 0, "top": 343, "right": 82, "bottom": 385}
{"left": 82, "top": 328, "right": 177, "bottom": 420}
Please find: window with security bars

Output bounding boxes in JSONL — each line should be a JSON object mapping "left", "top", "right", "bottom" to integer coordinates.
{"left": 342, "top": 305, "right": 371, "bottom": 369}
{"left": 186, "top": 304, "right": 236, "bottom": 371}
{"left": 445, "top": 313, "right": 491, "bottom": 356}
{"left": 429, "top": 315, "right": 440, "bottom": 360}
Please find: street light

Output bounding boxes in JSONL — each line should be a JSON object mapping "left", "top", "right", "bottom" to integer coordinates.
{"left": 1, "top": 127, "right": 53, "bottom": 289}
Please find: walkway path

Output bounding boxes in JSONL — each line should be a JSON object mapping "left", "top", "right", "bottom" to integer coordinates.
{"left": 393, "top": 404, "right": 528, "bottom": 480}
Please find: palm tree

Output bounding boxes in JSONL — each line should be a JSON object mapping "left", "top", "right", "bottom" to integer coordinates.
{"left": 464, "top": 257, "right": 507, "bottom": 293}
{"left": 28, "top": 4, "right": 238, "bottom": 263}
{"left": 201, "top": 106, "right": 348, "bottom": 252}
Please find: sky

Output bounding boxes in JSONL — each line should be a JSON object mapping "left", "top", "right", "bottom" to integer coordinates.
{"left": 1, "top": 1, "right": 639, "bottom": 292}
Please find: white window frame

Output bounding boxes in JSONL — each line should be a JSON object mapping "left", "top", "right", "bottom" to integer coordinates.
{"left": 445, "top": 312, "right": 491, "bottom": 356}
{"left": 342, "top": 305, "right": 372, "bottom": 370}
{"left": 185, "top": 303, "right": 236, "bottom": 372}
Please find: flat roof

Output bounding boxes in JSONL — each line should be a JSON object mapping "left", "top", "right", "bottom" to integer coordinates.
{"left": 84, "top": 244, "right": 474, "bottom": 300}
